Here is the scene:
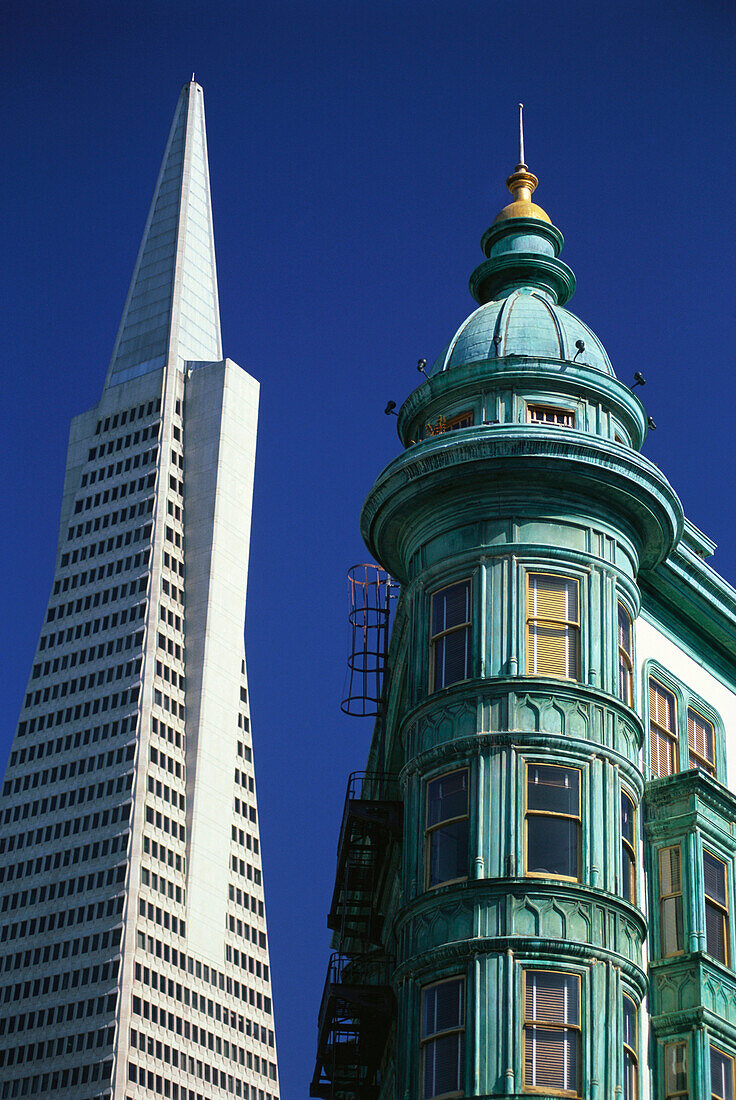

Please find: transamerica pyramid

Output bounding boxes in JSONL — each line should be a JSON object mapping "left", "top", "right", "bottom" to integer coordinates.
{"left": 0, "top": 81, "right": 280, "bottom": 1100}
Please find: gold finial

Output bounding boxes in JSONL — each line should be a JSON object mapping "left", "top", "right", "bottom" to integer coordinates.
{"left": 493, "top": 103, "right": 551, "bottom": 224}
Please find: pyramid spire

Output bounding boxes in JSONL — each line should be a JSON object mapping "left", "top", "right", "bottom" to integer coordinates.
{"left": 105, "top": 80, "right": 222, "bottom": 388}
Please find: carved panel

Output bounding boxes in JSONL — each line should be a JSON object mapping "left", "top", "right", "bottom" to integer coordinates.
{"left": 414, "top": 699, "right": 478, "bottom": 753}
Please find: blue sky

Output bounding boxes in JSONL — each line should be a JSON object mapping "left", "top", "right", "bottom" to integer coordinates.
{"left": 1, "top": 1, "right": 736, "bottom": 1094}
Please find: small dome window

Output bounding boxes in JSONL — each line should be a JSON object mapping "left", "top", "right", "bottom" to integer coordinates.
{"left": 527, "top": 403, "right": 575, "bottom": 428}
{"left": 423, "top": 409, "right": 475, "bottom": 439}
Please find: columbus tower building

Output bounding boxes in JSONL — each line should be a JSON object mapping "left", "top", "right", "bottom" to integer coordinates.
{"left": 0, "top": 82, "right": 280, "bottom": 1100}
{"left": 312, "top": 117, "right": 736, "bottom": 1100}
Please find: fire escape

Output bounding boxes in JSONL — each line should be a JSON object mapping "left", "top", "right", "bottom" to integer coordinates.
{"left": 310, "top": 566, "right": 401, "bottom": 1100}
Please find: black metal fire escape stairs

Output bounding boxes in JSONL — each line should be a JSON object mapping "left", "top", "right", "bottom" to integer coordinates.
{"left": 310, "top": 567, "right": 401, "bottom": 1100}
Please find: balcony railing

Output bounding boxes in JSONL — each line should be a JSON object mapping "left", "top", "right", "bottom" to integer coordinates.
{"left": 310, "top": 952, "right": 394, "bottom": 1100}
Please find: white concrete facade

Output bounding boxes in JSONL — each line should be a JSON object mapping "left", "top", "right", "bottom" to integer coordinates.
{"left": 0, "top": 83, "right": 279, "bottom": 1100}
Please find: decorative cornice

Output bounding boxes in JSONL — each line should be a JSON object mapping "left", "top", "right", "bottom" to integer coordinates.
{"left": 392, "top": 933, "right": 647, "bottom": 995}
{"left": 361, "top": 427, "right": 683, "bottom": 581}
{"left": 644, "top": 767, "right": 736, "bottom": 820}
{"left": 398, "top": 682, "right": 645, "bottom": 785}
{"left": 642, "top": 534, "right": 736, "bottom": 670}
{"left": 395, "top": 875, "right": 647, "bottom": 937}
{"left": 397, "top": 357, "right": 648, "bottom": 449}
{"left": 469, "top": 251, "right": 576, "bottom": 306}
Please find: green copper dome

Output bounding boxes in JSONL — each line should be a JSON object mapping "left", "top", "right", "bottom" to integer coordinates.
{"left": 427, "top": 152, "right": 616, "bottom": 377}
{"left": 430, "top": 289, "right": 614, "bottom": 376}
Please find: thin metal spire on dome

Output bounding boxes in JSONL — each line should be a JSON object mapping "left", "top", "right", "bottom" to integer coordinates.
{"left": 518, "top": 102, "right": 526, "bottom": 169}
{"left": 490, "top": 102, "right": 551, "bottom": 225}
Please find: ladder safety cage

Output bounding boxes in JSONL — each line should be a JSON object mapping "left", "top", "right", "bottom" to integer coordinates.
{"left": 341, "top": 565, "right": 398, "bottom": 718}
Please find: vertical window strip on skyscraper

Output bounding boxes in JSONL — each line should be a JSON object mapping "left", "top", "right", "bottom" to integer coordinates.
{"left": 522, "top": 969, "right": 581, "bottom": 1096}
{"left": 420, "top": 977, "right": 465, "bottom": 1100}
{"left": 425, "top": 770, "right": 469, "bottom": 889}
{"left": 430, "top": 581, "right": 471, "bottom": 691}
{"left": 526, "top": 573, "right": 580, "bottom": 680}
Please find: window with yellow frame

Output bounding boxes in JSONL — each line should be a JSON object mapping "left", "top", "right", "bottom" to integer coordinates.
{"left": 526, "top": 573, "right": 580, "bottom": 680}
{"left": 659, "top": 845, "right": 684, "bottom": 958}
{"left": 664, "top": 1040, "right": 688, "bottom": 1100}
{"left": 704, "top": 849, "right": 730, "bottom": 965}
{"left": 618, "top": 602, "right": 633, "bottom": 705}
{"left": 711, "top": 1045, "right": 734, "bottom": 1100}
{"left": 523, "top": 968, "right": 581, "bottom": 1096}
{"left": 526, "top": 403, "right": 576, "bottom": 428}
{"left": 622, "top": 993, "right": 638, "bottom": 1100}
{"left": 526, "top": 763, "right": 581, "bottom": 882}
{"left": 620, "top": 790, "right": 636, "bottom": 905}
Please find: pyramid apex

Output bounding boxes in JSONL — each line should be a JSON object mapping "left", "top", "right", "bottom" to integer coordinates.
{"left": 105, "top": 82, "right": 222, "bottom": 389}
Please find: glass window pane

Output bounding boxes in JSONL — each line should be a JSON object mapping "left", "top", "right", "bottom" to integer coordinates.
{"left": 704, "top": 851, "right": 727, "bottom": 907}
{"left": 527, "top": 816, "right": 579, "bottom": 879}
{"left": 528, "top": 623, "right": 578, "bottom": 678}
{"left": 711, "top": 1047, "right": 733, "bottom": 1100}
{"left": 688, "top": 708, "right": 714, "bottom": 769}
{"left": 665, "top": 1042, "right": 687, "bottom": 1093}
{"left": 423, "top": 1031, "right": 463, "bottom": 1099}
{"left": 530, "top": 574, "right": 578, "bottom": 621}
{"left": 432, "top": 583, "right": 470, "bottom": 635}
{"left": 523, "top": 1027, "right": 579, "bottom": 1092}
{"left": 429, "top": 821, "right": 469, "bottom": 887}
{"left": 650, "top": 727, "right": 677, "bottom": 778}
{"left": 660, "top": 846, "right": 682, "bottom": 895}
{"left": 623, "top": 1049, "right": 638, "bottom": 1100}
{"left": 706, "top": 902, "right": 728, "bottom": 963}
{"left": 422, "top": 979, "right": 464, "bottom": 1038}
{"left": 650, "top": 681, "right": 676, "bottom": 731}
{"left": 422, "top": 979, "right": 465, "bottom": 1100}
{"left": 621, "top": 792, "right": 635, "bottom": 845}
{"left": 527, "top": 765, "right": 579, "bottom": 815}
{"left": 619, "top": 657, "right": 633, "bottom": 706}
{"left": 525, "top": 971, "right": 579, "bottom": 1025}
{"left": 427, "top": 772, "right": 468, "bottom": 828}
{"left": 618, "top": 603, "right": 632, "bottom": 653}
{"left": 434, "top": 629, "right": 469, "bottom": 690}
{"left": 622, "top": 847, "right": 635, "bottom": 904}
{"left": 661, "top": 896, "right": 684, "bottom": 956}
{"left": 622, "top": 996, "right": 636, "bottom": 1050}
